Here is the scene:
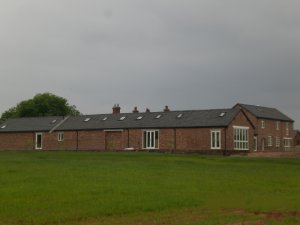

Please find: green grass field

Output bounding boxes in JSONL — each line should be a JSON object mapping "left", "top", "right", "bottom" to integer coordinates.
{"left": 0, "top": 151, "right": 300, "bottom": 225}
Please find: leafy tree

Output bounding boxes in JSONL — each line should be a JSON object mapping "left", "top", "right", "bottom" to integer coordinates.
{"left": 1, "top": 93, "right": 81, "bottom": 119}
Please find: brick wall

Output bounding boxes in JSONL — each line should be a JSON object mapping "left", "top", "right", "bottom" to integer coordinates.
{"left": 0, "top": 132, "right": 34, "bottom": 150}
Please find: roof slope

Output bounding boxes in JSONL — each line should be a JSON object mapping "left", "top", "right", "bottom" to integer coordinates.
{"left": 56, "top": 108, "right": 240, "bottom": 131}
{"left": 0, "top": 116, "right": 66, "bottom": 132}
{"left": 235, "top": 103, "right": 293, "bottom": 122}
{"left": 0, "top": 108, "right": 240, "bottom": 132}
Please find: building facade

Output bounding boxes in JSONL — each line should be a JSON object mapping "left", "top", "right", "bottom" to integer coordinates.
{"left": 0, "top": 104, "right": 293, "bottom": 153}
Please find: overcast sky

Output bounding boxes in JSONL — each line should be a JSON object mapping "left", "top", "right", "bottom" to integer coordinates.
{"left": 1, "top": 0, "right": 299, "bottom": 128}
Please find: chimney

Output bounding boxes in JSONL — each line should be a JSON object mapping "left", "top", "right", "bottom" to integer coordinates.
{"left": 145, "top": 108, "right": 150, "bottom": 113}
{"left": 164, "top": 105, "right": 170, "bottom": 112}
{"left": 132, "top": 106, "right": 139, "bottom": 113}
{"left": 112, "top": 104, "right": 121, "bottom": 114}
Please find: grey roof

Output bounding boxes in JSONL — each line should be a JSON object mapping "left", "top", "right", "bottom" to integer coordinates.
{"left": 0, "top": 116, "right": 66, "bottom": 133}
{"left": 56, "top": 108, "right": 240, "bottom": 131}
{"left": 0, "top": 108, "right": 240, "bottom": 132}
{"left": 235, "top": 103, "right": 293, "bottom": 122}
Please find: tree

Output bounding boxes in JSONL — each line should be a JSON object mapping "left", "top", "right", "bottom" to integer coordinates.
{"left": 1, "top": 93, "right": 81, "bottom": 119}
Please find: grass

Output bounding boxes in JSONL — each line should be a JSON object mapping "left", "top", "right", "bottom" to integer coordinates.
{"left": 0, "top": 151, "right": 300, "bottom": 225}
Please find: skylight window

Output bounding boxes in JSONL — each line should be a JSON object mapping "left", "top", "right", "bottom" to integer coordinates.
{"left": 102, "top": 117, "right": 108, "bottom": 121}
{"left": 51, "top": 119, "right": 57, "bottom": 124}
{"left": 84, "top": 118, "right": 91, "bottom": 122}
{"left": 1, "top": 125, "right": 7, "bottom": 129}
{"left": 219, "top": 112, "right": 226, "bottom": 117}
{"left": 155, "top": 115, "right": 161, "bottom": 119}
{"left": 119, "top": 116, "right": 126, "bottom": 121}
{"left": 177, "top": 113, "right": 183, "bottom": 119}
{"left": 136, "top": 116, "right": 143, "bottom": 120}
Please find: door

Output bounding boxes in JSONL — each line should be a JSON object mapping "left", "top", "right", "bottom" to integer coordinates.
{"left": 35, "top": 133, "right": 43, "bottom": 150}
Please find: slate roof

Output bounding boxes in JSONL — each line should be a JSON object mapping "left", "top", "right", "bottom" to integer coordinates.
{"left": 0, "top": 116, "right": 66, "bottom": 133}
{"left": 235, "top": 103, "right": 293, "bottom": 122}
{"left": 0, "top": 108, "right": 240, "bottom": 132}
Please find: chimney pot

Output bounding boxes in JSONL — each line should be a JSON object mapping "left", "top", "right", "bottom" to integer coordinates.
{"left": 146, "top": 108, "right": 150, "bottom": 113}
{"left": 132, "top": 106, "right": 139, "bottom": 113}
{"left": 112, "top": 104, "right": 121, "bottom": 114}
{"left": 164, "top": 105, "right": 170, "bottom": 112}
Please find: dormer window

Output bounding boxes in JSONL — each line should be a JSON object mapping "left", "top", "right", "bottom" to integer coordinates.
{"left": 119, "top": 116, "right": 126, "bottom": 121}
{"left": 84, "top": 118, "right": 91, "bottom": 122}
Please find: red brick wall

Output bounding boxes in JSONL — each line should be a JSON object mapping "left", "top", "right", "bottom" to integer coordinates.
{"left": 0, "top": 132, "right": 34, "bottom": 150}
{"left": 44, "top": 132, "right": 78, "bottom": 150}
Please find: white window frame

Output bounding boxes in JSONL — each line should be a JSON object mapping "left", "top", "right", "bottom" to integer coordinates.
{"left": 143, "top": 130, "right": 159, "bottom": 149}
{"left": 267, "top": 136, "right": 272, "bottom": 147}
{"left": 276, "top": 121, "right": 280, "bottom": 131}
{"left": 233, "top": 126, "right": 249, "bottom": 150}
{"left": 286, "top": 122, "right": 289, "bottom": 136}
{"left": 283, "top": 138, "right": 292, "bottom": 151}
{"left": 211, "top": 130, "right": 221, "bottom": 150}
{"left": 35, "top": 133, "right": 43, "bottom": 150}
{"left": 57, "top": 132, "right": 64, "bottom": 142}
{"left": 261, "top": 120, "right": 265, "bottom": 129}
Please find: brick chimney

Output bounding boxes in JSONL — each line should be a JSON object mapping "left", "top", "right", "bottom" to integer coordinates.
{"left": 145, "top": 108, "right": 150, "bottom": 113}
{"left": 164, "top": 105, "right": 170, "bottom": 112}
{"left": 112, "top": 104, "right": 121, "bottom": 114}
{"left": 132, "top": 106, "right": 139, "bottom": 113}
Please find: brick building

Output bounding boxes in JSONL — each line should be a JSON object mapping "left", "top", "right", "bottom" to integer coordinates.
{"left": 294, "top": 130, "right": 300, "bottom": 146}
{"left": 0, "top": 103, "right": 293, "bottom": 153}
{"left": 234, "top": 104, "right": 294, "bottom": 151}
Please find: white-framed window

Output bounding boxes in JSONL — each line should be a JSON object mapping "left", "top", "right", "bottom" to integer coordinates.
{"left": 276, "top": 136, "right": 280, "bottom": 147}
{"left": 233, "top": 126, "right": 249, "bottom": 150}
{"left": 211, "top": 130, "right": 221, "bottom": 149}
{"left": 267, "top": 136, "right": 272, "bottom": 147}
{"left": 283, "top": 138, "right": 292, "bottom": 151}
{"left": 276, "top": 121, "right": 280, "bottom": 131}
{"left": 286, "top": 122, "right": 289, "bottom": 136}
{"left": 57, "top": 132, "right": 64, "bottom": 142}
{"left": 261, "top": 120, "right": 265, "bottom": 129}
{"left": 143, "top": 130, "right": 159, "bottom": 149}
{"left": 35, "top": 133, "right": 43, "bottom": 150}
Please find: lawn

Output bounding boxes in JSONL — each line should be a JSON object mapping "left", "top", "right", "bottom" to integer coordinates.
{"left": 0, "top": 151, "right": 300, "bottom": 225}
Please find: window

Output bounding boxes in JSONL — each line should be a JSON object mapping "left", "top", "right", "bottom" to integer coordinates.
{"left": 119, "top": 116, "right": 126, "bottom": 121}
{"left": 136, "top": 116, "right": 143, "bottom": 120}
{"left": 57, "top": 132, "right": 64, "bottom": 142}
{"left": 51, "top": 119, "right": 57, "bottom": 124}
{"left": 276, "top": 136, "right": 280, "bottom": 147}
{"left": 267, "top": 136, "right": 272, "bottom": 147}
{"left": 283, "top": 138, "right": 291, "bottom": 150}
{"left": 177, "top": 113, "right": 183, "bottom": 119}
{"left": 143, "top": 130, "right": 159, "bottom": 149}
{"left": 84, "top": 118, "right": 91, "bottom": 122}
{"left": 233, "top": 126, "right": 249, "bottom": 150}
{"left": 155, "top": 115, "right": 161, "bottom": 119}
{"left": 1, "top": 125, "right": 7, "bottom": 129}
{"left": 102, "top": 117, "right": 108, "bottom": 121}
{"left": 219, "top": 112, "right": 226, "bottom": 117}
{"left": 35, "top": 133, "right": 43, "bottom": 150}
{"left": 286, "top": 122, "right": 289, "bottom": 136}
{"left": 261, "top": 120, "right": 265, "bottom": 129}
{"left": 211, "top": 130, "right": 221, "bottom": 149}
{"left": 276, "top": 121, "right": 280, "bottom": 130}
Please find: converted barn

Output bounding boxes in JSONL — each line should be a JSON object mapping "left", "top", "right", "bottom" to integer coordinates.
{"left": 0, "top": 103, "right": 294, "bottom": 153}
